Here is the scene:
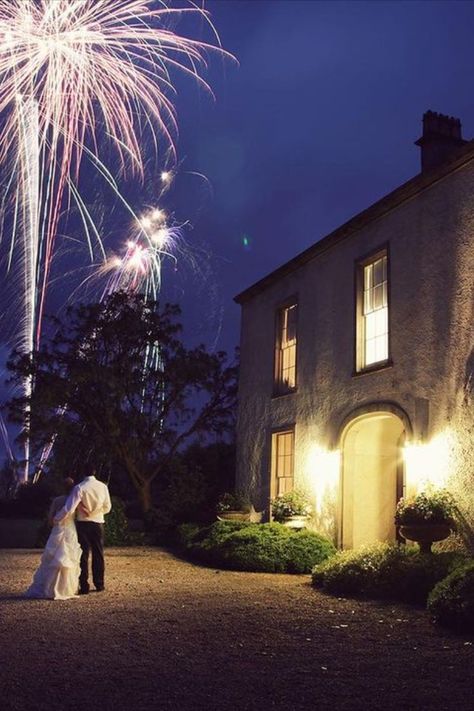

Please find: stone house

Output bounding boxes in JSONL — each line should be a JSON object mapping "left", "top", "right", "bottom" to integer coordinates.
{"left": 235, "top": 111, "right": 474, "bottom": 548}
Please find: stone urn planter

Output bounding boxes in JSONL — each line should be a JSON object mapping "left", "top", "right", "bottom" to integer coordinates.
{"left": 217, "top": 510, "right": 251, "bottom": 522}
{"left": 395, "top": 490, "right": 455, "bottom": 554}
{"left": 399, "top": 523, "right": 451, "bottom": 554}
{"left": 216, "top": 493, "right": 265, "bottom": 524}
{"left": 281, "top": 515, "right": 310, "bottom": 530}
{"left": 271, "top": 490, "right": 313, "bottom": 530}
{"left": 217, "top": 505, "right": 263, "bottom": 523}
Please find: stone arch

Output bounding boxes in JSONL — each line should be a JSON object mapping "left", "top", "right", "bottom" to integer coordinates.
{"left": 336, "top": 401, "right": 413, "bottom": 447}
{"left": 337, "top": 402, "right": 412, "bottom": 549}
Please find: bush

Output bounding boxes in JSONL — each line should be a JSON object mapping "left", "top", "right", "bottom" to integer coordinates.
{"left": 284, "top": 530, "right": 335, "bottom": 574}
{"left": 175, "top": 522, "right": 202, "bottom": 548}
{"left": 217, "top": 524, "right": 290, "bottom": 572}
{"left": 312, "top": 543, "right": 465, "bottom": 604}
{"left": 178, "top": 520, "right": 249, "bottom": 559}
{"left": 147, "top": 462, "right": 221, "bottom": 544}
{"left": 428, "top": 561, "right": 474, "bottom": 630}
{"left": 105, "top": 496, "right": 143, "bottom": 546}
{"left": 177, "top": 521, "right": 335, "bottom": 573}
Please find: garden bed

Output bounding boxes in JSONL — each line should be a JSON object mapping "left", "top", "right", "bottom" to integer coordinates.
{"left": 312, "top": 542, "right": 474, "bottom": 630}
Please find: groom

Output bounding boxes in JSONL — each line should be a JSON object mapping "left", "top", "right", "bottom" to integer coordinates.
{"left": 55, "top": 466, "right": 112, "bottom": 594}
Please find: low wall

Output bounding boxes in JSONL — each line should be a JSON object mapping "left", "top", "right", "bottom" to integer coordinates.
{"left": 0, "top": 518, "right": 43, "bottom": 548}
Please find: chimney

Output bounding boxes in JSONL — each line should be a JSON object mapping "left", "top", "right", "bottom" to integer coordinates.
{"left": 415, "top": 110, "right": 467, "bottom": 172}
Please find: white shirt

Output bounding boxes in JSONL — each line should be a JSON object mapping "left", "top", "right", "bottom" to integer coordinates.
{"left": 54, "top": 476, "right": 112, "bottom": 524}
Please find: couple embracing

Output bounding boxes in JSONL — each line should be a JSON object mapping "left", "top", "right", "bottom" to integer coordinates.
{"left": 26, "top": 467, "right": 112, "bottom": 600}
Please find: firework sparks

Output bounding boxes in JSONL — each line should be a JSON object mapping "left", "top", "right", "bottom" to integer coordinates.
{"left": 0, "top": 0, "right": 228, "bottom": 174}
{"left": 101, "top": 206, "right": 182, "bottom": 299}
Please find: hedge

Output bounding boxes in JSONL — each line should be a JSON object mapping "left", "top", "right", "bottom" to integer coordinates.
{"left": 177, "top": 521, "right": 335, "bottom": 574}
{"left": 312, "top": 542, "right": 465, "bottom": 604}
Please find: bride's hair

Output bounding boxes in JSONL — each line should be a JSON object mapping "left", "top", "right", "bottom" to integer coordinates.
{"left": 63, "top": 477, "right": 75, "bottom": 494}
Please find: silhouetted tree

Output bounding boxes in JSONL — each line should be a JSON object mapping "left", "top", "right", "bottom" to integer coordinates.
{"left": 7, "top": 292, "right": 237, "bottom": 512}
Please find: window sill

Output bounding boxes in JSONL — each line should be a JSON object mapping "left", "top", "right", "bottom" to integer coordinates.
{"left": 272, "top": 387, "right": 297, "bottom": 399}
{"left": 352, "top": 359, "right": 393, "bottom": 377}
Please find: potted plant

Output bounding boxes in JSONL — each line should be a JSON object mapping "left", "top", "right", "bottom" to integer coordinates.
{"left": 216, "top": 492, "right": 252, "bottom": 522}
{"left": 271, "top": 490, "right": 312, "bottom": 529}
{"left": 395, "top": 488, "right": 456, "bottom": 554}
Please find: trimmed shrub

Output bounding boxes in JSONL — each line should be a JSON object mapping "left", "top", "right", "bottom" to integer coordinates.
{"left": 428, "top": 561, "right": 474, "bottom": 630}
{"left": 179, "top": 520, "right": 250, "bottom": 562}
{"left": 177, "top": 521, "right": 335, "bottom": 573}
{"left": 312, "top": 543, "right": 465, "bottom": 604}
{"left": 217, "top": 524, "right": 290, "bottom": 573}
{"left": 284, "top": 530, "right": 336, "bottom": 574}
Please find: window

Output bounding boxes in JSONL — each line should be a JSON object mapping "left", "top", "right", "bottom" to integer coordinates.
{"left": 275, "top": 302, "right": 297, "bottom": 392}
{"left": 271, "top": 429, "right": 295, "bottom": 498}
{"left": 356, "top": 249, "right": 389, "bottom": 371}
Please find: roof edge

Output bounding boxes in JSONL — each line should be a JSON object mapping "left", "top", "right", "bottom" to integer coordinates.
{"left": 234, "top": 140, "right": 474, "bottom": 305}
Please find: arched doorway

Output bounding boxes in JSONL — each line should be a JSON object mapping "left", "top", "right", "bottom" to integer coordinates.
{"left": 340, "top": 410, "right": 406, "bottom": 549}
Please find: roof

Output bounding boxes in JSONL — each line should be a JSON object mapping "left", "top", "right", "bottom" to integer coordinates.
{"left": 234, "top": 140, "right": 474, "bottom": 305}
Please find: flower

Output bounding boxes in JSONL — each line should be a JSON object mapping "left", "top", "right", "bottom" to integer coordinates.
{"left": 395, "top": 489, "right": 456, "bottom": 527}
{"left": 271, "top": 490, "right": 312, "bottom": 522}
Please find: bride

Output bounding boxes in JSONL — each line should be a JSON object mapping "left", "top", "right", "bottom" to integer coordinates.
{"left": 26, "top": 477, "right": 82, "bottom": 600}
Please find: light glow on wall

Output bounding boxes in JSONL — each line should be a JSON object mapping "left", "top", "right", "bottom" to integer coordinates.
{"left": 306, "top": 445, "right": 340, "bottom": 515}
{"left": 404, "top": 429, "right": 455, "bottom": 494}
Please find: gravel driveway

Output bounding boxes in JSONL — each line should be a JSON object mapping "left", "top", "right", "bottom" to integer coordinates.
{"left": 0, "top": 548, "right": 473, "bottom": 711}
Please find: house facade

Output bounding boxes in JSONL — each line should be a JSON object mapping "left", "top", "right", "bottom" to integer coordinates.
{"left": 235, "top": 111, "right": 474, "bottom": 547}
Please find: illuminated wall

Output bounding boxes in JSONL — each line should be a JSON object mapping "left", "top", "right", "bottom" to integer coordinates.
{"left": 236, "top": 147, "right": 474, "bottom": 545}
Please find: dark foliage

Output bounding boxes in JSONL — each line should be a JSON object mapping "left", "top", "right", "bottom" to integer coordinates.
{"left": 0, "top": 460, "right": 17, "bottom": 499}
{"left": 0, "top": 480, "right": 55, "bottom": 519}
{"left": 146, "top": 442, "right": 236, "bottom": 543}
{"left": 428, "top": 561, "right": 474, "bottom": 630}
{"left": 104, "top": 496, "right": 143, "bottom": 546}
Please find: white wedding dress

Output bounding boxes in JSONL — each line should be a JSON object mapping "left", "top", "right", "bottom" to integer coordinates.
{"left": 25, "top": 495, "right": 82, "bottom": 600}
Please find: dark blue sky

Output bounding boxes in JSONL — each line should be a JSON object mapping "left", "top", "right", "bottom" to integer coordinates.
{"left": 2, "top": 0, "right": 474, "bottom": 372}
{"left": 162, "top": 0, "right": 474, "bottom": 354}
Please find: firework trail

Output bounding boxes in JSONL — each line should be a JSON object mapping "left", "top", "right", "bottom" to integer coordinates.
{"left": 0, "top": 1, "right": 231, "bottom": 480}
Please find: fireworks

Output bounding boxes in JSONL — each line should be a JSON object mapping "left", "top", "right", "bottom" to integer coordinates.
{"left": 0, "top": 0, "right": 226, "bottom": 174}
{"left": 0, "top": 1, "right": 232, "bottom": 479}
{"left": 102, "top": 207, "right": 182, "bottom": 299}
{"left": 0, "top": 0, "right": 228, "bottom": 344}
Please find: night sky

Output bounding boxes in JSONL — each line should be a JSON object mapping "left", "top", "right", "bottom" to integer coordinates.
{"left": 2, "top": 0, "right": 474, "bottom": 423}
{"left": 164, "top": 0, "right": 474, "bottom": 355}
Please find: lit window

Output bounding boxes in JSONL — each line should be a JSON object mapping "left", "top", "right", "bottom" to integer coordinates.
{"left": 271, "top": 429, "right": 295, "bottom": 497}
{"left": 357, "top": 250, "right": 389, "bottom": 371}
{"left": 275, "top": 302, "right": 297, "bottom": 391}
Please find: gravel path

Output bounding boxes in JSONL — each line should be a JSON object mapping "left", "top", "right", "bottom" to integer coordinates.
{"left": 0, "top": 548, "right": 473, "bottom": 711}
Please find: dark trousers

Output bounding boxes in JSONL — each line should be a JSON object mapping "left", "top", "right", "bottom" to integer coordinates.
{"left": 76, "top": 521, "right": 105, "bottom": 592}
